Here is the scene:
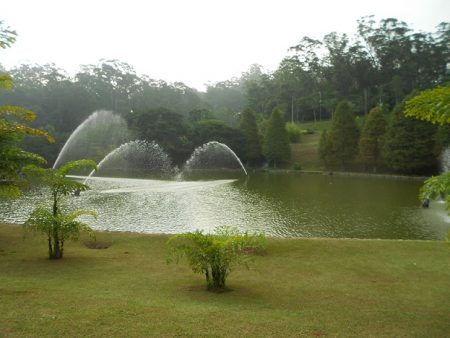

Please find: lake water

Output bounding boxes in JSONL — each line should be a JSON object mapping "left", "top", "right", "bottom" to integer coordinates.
{"left": 1, "top": 172, "right": 448, "bottom": 240}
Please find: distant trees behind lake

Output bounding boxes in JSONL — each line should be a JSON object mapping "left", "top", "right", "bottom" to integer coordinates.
{"left": 0, "top": 16, "right": 448, "bottom": 174}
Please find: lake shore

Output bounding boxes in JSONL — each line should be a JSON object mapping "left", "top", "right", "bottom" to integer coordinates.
{"left": 254, "top": 168, "right": 428, "bottom": 181}
{"left": 1, "top": 223, "right": 448, "bottom": 336}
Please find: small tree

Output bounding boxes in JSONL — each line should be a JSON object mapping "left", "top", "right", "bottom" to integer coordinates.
{"left": 262, "top": 108, "right": 290, "bottom": 168}
{"left": 359, "top": 106, "right": 387, "bottom": 172}
{"left": 167, "top": 227, "right": 266, "bottom": 290}
{"left": 328, "top": 100, "right": 360, "bottom": 170}
{"left": 239, "top": 107, "right": 261, "bottom": 166}
{"left": 23, "top": 160, "right": 97, "bottom": 259}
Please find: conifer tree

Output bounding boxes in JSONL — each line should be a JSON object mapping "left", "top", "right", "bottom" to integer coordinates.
{"left": 328, "top": 100, "right": 360, "bottom": 170}
{"left": 383, "top": 102, "right": 437, "bottom": 174}
{"left": 359, "top": 106, "right": 387, "bottom": 172}
{"left": 239, "top": 107, "right": 261, "bottom": 166}
{"left": 262, "top": 108, "right": 290, "bottom": 168}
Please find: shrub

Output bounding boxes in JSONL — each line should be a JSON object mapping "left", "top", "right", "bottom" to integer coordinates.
{"left": 167, "top": 226, "right": 266, "bottom": 290}
{"left": 286, "top": 122, "right": 302, "bottom": 143}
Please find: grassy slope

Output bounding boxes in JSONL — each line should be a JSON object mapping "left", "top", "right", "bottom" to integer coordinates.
{"left": 291, "top": 133, "right": 323, "bottom": 171}
{"left": 291, "top": 120, "right": 331, "bottom": 171}
{"left": 1, "top": 224, "right": 449, "bottom": 337}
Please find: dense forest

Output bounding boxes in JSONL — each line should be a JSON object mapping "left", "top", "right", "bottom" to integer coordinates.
{"left": 1, "top": 16, "right": 449, "bottom": 173}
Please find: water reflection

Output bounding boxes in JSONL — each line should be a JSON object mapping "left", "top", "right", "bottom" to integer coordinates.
{"left": 0, "top": 173, "right": 448, "bottom": 240}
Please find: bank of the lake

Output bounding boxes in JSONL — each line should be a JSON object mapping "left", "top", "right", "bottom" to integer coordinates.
{"left": 1, "top": 223, "right": 449, "bottom": 337}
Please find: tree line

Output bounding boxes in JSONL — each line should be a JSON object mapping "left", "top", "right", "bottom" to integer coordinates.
{"left": 0, "top": 16, "right": 448, "bottom": 172}
{"left": 319, "top": 98, "right": 450, "bottom": 175}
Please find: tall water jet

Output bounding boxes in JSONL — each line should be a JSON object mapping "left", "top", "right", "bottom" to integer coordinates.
{"left": 53, "top": 110, "right": 130, "bottom": 169}
{"left": 183, "top": 141, "right": 247, "bottom": 175}
{"left": 84, "top": 140, "right": 173, "bottom": 183}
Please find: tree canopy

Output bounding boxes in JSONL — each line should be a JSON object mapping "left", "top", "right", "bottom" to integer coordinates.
{"left": 383, "top": 102, "right": 437, "bottom": 174}
{"left": 328, "top": 101, "right": 360, "bottom": 170}
{"left": 359, "top": 106, "right": 387, "bottom": 172}
{"left": 262, "top": 108, "right": 290, "bottom": 167}
{"left": 239, "top": 107, "right": 261, "bottom": 165}
{"left": 404, "top": 86, "right": 450, "bottom": 125}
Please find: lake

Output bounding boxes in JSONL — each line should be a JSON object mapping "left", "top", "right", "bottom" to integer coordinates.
{"left": 1, "top": 172, "right": 448, "bottom": 240}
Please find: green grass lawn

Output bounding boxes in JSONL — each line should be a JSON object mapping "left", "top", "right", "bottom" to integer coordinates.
{"left": 1, "top": 223, "right": 449, "bottom": 337}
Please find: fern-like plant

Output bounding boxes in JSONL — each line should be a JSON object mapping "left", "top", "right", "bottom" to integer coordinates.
{"left": 23, "top": 160, "right": 97, "bottom": 259}
{"left": 167, "top": 226, "right": 266, "bottom": 290}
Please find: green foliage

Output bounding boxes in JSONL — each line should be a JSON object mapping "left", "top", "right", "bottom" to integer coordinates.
{"left": 0, "top": 73, "right": 13, "bottom": 90}
{"left": 193, "top": 119, "right": 245, "bottom": 158}
{"left": 262, "top": 108, "right": 291, "bottom": 167}
{"left": 419, "top": 172, "right": 450, "bottom": 224}
{"left": 24, "top": 207, "right": 96, "bottom": 259}
{"left": 188, "top": 108, "right": 214, "bottom": 123}
{"left": 404, "top": 86, "right": 450, "bottom": 211}
{"left": 359, "top": 106, "right": 387, "bottom": 172}
{"left": 419, "top": 172, "right": 450, "bottom": 204}
{"left": 405, "top": 86, "right": 450, "bottom": 125}
{"left": 328, "top": 101, "right": 360, "bottom": 169}
{"left": 0, "top": 25, "right": 54, "bottom": 198}
{"left": 0, "top": 21, "right": 17, "bottom": 49}
{"left": 285, "top": 122, "right": 302, "bottom": 143}
{"left": 239, "top": 108, "right": 261, "bottom": 165}
{"left": 167, "top": 226, "right": 266, "bottom": 290}
{"left": 23, "top": 159, "right": 97, "bottom": 259}
{"left": 126, "top": 108, "right": 192, "bottom": 165}
{"left": 383, "top": 102, "right": 437, "bottom": 174}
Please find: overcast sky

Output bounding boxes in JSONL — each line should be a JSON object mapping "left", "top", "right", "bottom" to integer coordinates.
{"left": 1, "top": 0, "right": 449, "bottom": 91}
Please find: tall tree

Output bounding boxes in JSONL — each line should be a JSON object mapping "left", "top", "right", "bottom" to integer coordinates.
{"left": 383, "top": 102, "right": 437, "bottom": 174}
{"left": 328, "top": 100, "right": 360, "bottom": 170}
{"left": 239, "top": 107, "right": 261, "bottom": 165}
{"left": 262, "top": 108, "right": 290, "bottom": 168}
{"left": 359, "top": 106, "right": 387, "bottom": 172}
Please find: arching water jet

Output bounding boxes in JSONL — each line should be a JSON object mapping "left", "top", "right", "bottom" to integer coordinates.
{"left": 183, "top": 141, "right": 247, "bottom": 176}
{"left": 84, "top": 140, "right": 173, "bottom": 184}
{"left": 53, "top": 110, "right": 130, "bottom": 169}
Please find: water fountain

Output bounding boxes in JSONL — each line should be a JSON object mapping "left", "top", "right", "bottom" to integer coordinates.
{"left": 84, "top": 140, "right": 173, "bottom": 183}
{"left": 183, "top": 141, "right": 247, "bottom": 176}
{"left": 53, "top": 110, "right": 130, "bottom": 169}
